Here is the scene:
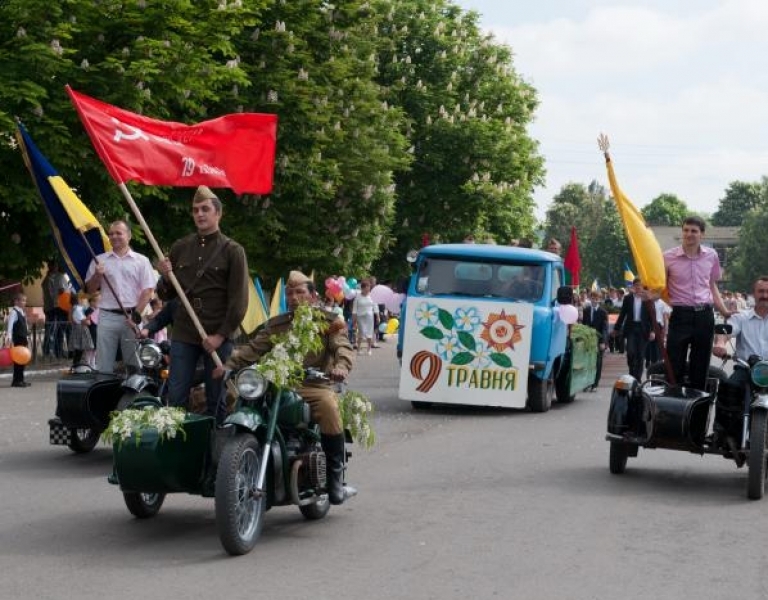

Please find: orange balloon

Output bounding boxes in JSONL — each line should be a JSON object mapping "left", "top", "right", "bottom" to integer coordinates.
{"left": 10, "top": 345, "right": 31, "bottom": 366}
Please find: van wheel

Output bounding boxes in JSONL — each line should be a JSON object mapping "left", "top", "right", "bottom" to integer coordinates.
{"left": 411, "top": 401, "right": 433, "bottom": 410}
{"left": 528, "top": 375, "right": 553, "bottom": 413}
{"left": 555, "top": 356, "right": 575, "bottom": 404}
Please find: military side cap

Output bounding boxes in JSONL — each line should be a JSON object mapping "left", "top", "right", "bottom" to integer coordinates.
{"left": 193, "top": 185, "right": 218, "bottom": 203}
{"left": 286, "top": 270, "right": 312, "bottom": 288}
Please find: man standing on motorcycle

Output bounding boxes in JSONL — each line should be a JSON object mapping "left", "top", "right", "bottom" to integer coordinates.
{"left": 664, "top": 216, "right": 732, "bottom": 389}
{"left": 215, "top": 270, "right": 355, "bottom": 505}
{"left": 157, "top": 186, "right": 250, "bottom": 422}
{"left": 712, "top": 276, "right": 768, "bottom": 388}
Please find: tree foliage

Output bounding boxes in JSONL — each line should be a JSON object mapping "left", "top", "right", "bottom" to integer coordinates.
{"left": 371, "top": 0, "right": 544, "bottom": 279}
{"left": 0, "top": 0, "right": 544, "bottom": 292}
{"left": 727, "top": 205, "right": 768, "bottom": 291}
{"left": 711, "top": 180, "right": 768, "bottom": 227}
{"left": 641, "top": 193, "right": 689, "bottom": 226}
{"left": 545, "top": 181, "right": 628, "bottom": 287}
{"left": 0, "top": 0, "right": 263, "bottom": 281}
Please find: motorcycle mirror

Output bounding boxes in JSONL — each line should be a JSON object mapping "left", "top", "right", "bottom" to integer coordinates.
{"left": 714, "top": 323, "right": 733, "bottom": 335}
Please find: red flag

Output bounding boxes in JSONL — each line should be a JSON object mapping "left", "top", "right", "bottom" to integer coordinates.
{"left": 66, "top": 86, "right": 277, "bottom": 194}
{"left": 563, "top": 226, "right": 581, "bottom": 287}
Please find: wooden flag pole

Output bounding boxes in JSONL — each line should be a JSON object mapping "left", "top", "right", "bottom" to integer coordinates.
{"left": 116, "top": 183, "right": 225, "bottom": 368}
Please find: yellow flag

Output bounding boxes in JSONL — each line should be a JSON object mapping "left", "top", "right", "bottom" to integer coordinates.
{"left": 269, "top": 278, "right": 285, "bottom": 317}
{"left": 604, "top": 155, "right": 666, "bottom": 292}
{"left": 240, "top": 279, "right": 268, "bottom": 335}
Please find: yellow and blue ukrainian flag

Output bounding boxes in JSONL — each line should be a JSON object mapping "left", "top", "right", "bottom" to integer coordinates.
{"left": 15, "top": 122, "right": 110, "bottom": 291}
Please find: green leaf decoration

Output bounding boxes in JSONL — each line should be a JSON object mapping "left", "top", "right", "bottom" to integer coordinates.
{"left": 490, "top": 353, "right": 513, "bottom": 368}
{"left": 438, "top": 308, "right": 455, "bottom": 330}
{"left": 420, "top": 326, "right": 444, "bottom": 340}
{"left": 458, "top": 331, "right": 476, "bottom": 350}
{"left": 451, "top": 352, "right": 475, "bottom": 365}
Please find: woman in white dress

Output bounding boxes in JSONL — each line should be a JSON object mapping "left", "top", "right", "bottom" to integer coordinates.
{"left": 352, "top": 280, "right": 376, "bottom": 355}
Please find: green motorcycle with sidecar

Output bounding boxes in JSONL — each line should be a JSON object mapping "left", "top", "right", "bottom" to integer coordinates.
{"left": 108, "top": 367, "right": 354, "bottom": 556}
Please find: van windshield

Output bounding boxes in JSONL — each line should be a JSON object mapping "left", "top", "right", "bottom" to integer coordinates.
{"left": 415, "top": 257, "right": 545, "bottom": 302}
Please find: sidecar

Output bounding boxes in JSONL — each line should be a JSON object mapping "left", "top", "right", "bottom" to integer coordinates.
{"left": 606, "top": 374, "right": 713, "bottom": 463}
{"left": 48, "top": 368, "right": 123, "bottom": 453}
{"left": 108, "top": 400, "right": 217, "bottom": 518}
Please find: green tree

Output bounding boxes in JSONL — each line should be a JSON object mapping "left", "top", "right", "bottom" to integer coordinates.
{"left": 712, "top": 180, "right": 766, "bottom": 226}
{"left": 371, "top": 0, "right": 544, "bottom": 278}
{"left": 0, "top": 0, "right": 262, "bottom": 281}
{"left": 545, "top": 181, "right": 628, "bottom": 287}
{"left": 219, "top": 0, "right": 410, "bottom": 283}
{"left": 727, "top": 205, "right": 768, "bottom": 290}
{"left": 641, "top": 193, "right": 689, "bottom": 226}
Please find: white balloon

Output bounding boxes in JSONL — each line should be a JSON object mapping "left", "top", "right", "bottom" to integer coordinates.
{"left": 558, "top": 304, "right": 579, "bottom": 325}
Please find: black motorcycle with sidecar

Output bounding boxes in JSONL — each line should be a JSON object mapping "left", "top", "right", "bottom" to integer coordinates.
{"left": 606, "top": 325, "right": 768, "bottom": 499}
{"left": 48, "top": 338, "right": 170, "bottom": 453}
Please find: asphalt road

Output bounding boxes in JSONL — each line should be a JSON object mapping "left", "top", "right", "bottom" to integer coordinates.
{"left": 1, "top": 345, "right": 767, "bottom": 600}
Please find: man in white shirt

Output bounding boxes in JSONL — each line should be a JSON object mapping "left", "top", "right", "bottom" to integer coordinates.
{"left": 85, "top": 220, "right": 155, "bottom": 373}
{"left": 713, "top": 276, "right": 768, "bottom": 388}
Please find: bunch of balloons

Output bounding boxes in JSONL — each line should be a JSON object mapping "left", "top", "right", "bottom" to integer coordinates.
{"left": 0, "top": 346, "right": 31, "bottom": 367}
{"left": 324, "top": 276, "right": 359, "bottom": 303}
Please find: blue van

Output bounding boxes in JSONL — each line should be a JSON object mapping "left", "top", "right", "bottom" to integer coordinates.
{"left": 397, "top": 244, "right": 592, "bottom": 412}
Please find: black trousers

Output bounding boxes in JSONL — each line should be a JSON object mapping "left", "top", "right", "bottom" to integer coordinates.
{"left": 666, "top": 307, "right": 714, "bottom": 390}
{"left": 624, "top": 324, "right": 648, "bottom": 381}
{"left": 11, "top": 339, "right": 28, "bottom": 384}
{"left": 593, "top": 349, "right": 604, "bottom": 387}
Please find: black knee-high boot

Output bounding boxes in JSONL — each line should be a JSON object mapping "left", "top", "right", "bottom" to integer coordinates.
{"left": 321, "top": 434, "right": 347, "bottom": 505}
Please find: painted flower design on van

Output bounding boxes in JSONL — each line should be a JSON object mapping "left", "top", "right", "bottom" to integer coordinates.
{"left": 414, "top": 302, "right": 440, "bottom": 327}
{"left": 436, "top": 333, "right": 461, "bottom": 361}
{"left": 414, "top": 301, "right": 522, "bottom": 368}
{"left": 454, "top": 306, "right": 482, "bottom": 332}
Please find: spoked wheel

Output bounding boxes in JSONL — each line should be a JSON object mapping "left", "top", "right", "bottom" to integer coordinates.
{"left": 123, "top": 492, "right": 166, "bottom": 518}
{"left": 299, "top": 493, "right": 331, "bottom": 520}
{"left": 215, "top": 434, "right": 265, "bottom": 556}
{"left": 609, "top": 442, "right": 629, "bottom": 474}
{"left": 67, "top": 428, "right": 100, "bottom": 453}
{"left": 747, "top": 410, "right": 768, "bottom": 500}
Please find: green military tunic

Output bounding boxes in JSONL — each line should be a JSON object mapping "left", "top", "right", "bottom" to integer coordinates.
{"left": 226, "top": 307, "right": 355, "bottom": 434}
{"left": 157, "top": 230, "right": 249, "bottom": 344}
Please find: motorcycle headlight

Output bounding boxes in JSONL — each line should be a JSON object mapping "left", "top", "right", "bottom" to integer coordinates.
{"left": 138, "top": 342, "right": 163, "bottom": 369}
{"left": 235, "top": 367, "right": 268, "bottom": 400}
{"left": 751, "top": 361, "right": 768, "bottom": 387}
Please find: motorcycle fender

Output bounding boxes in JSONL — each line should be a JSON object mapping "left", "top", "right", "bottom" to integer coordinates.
{"left": 223, "top": 410, "right": 264, "bottom": 434}
{"left": 122, "top": 374, "right": 152, "bottom": 394}
{"left": 751, "top": 394, "right": 768, "bottom": 411}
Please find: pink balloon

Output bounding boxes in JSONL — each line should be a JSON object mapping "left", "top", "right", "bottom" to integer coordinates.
{"left": 558, "top": 304, "right": 579, "bottom": 325}
{"left": 0, "top": 347, "right": 12, "bottom": 368}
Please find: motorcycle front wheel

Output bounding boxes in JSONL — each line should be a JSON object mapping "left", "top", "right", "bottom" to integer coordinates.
{"left": 123, "top": 492, "right": 166, "bottom": 518}
{"left": 215, "top": 434, "right": 265, "bottom": 555}
{"left": 67, "top": 428, "right": 100, "bottom": 453}
{"left": 747, "top": 410, "right": 768, "bottom": 500}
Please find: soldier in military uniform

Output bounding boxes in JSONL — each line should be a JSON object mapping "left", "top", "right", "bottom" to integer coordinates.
{"left": 157, "top": 185, "right": 250, "bottom": 421}
{"left": 215, "top": 270, "right": 355, "bottom": 505}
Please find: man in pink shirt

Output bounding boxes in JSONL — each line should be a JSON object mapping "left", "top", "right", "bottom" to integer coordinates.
{"left": 663, "top": 216, "right": 731, "bottom": 389}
